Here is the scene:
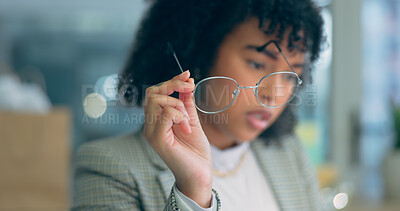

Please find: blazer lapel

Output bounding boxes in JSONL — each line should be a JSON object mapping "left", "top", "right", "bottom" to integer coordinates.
{"left": 136, "top": 131, "right": 176, "bottom": 200}
{"left": 137, "top": 130, "right": 306, "bottom": 206}
{"left": 157, "top": 170, "right": 176, "bottom": 200}
{"left": 137, "top": 130, "right": 169, "bottom": 170}
{"left": 250, "top": 137, "right": 305, "bottom": 210}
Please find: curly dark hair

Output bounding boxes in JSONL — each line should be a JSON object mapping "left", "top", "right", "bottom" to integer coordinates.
{"left": 119, "top": 0, "right": 324, "bottom": 141}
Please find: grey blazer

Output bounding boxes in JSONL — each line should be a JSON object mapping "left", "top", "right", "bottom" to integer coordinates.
{"left": 72, "top": 130, "right": 322, "bottom": 210}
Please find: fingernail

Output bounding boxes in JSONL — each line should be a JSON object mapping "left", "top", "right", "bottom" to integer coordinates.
{"left": 181, "top": 70, "right": 189, "bottom": 76}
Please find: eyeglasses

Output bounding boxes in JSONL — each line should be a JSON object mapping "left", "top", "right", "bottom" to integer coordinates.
{"left": 167, "top": 41, "right": 302, "bottom": 114}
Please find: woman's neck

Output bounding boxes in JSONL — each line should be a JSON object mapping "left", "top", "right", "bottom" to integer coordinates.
{"left": 200, "top": 120, "right": 239, "bottom": 150}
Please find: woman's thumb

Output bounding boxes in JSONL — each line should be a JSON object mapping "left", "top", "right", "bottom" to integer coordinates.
{"left": 179, "top": 78, "right": 200, "bottom": 126}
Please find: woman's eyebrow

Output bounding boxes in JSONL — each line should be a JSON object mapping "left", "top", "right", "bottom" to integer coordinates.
{"left": 245, "top": 45, "right": 306, "bottom": 69}
{"left": 245, "top": 45, "right": 279, "bottom": 59}
{"left": 292, "top": 63, "right": 306, "bottom": 69}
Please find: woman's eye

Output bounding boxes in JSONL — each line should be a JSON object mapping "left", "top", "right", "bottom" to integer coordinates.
{"left": 247, "top": 61, "right": 265, "bottom": 70}
{"left": 284, "top": 74, "right": 297, "bottom": 82}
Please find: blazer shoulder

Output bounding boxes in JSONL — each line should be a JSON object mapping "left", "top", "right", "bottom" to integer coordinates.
{"left": 74, "top": 130, "right": 159, "bottom": 176}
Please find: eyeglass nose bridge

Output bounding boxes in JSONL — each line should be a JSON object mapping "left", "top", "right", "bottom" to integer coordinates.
{"left": 237, "top": 85, "right": 258, "bottom": 97}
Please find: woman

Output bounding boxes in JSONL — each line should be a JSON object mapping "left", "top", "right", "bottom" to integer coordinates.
{"left": 73, "top": 0, "right": 324, "bottom": 210}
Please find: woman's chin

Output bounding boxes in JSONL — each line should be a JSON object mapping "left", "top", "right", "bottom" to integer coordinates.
{"left": 231, "top": 130, "right": 262, "bottom": 143}
{"left": 233, "top": 122, "right": 272, "bottom": 142}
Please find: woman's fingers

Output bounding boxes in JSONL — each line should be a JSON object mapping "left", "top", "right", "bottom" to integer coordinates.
{"left": 179, "top": 77, "right": 200, "bottom": 126}
{"left": 143, "top": 70, "right": 195, "bottom": 140}
{"left": 146, "top": 71, "right": 194, "bottom": 96}
{"left": 144, "top": 95, "right": 191, "bottom": 139}
{"left": 155, "top": 106, "right": 192, "bottom": 136}
{"left": 146, "top": 94, "right": 189, "bottom": 119}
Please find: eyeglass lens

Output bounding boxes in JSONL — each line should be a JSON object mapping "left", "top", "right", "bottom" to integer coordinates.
{"left": 257, "top": 72, "right": 298, "bottom": 108}
{"left": 193, "top": 41, "right": 299, "bottom": 114}
{"left": 194, "top": 77, "right": 238, "bottom": 113}
{"left": 194, "top": 72, "right": 298, "bottom": 113}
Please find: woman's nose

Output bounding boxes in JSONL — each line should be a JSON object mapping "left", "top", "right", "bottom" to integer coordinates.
{"left": 257, "top": 76, "right": 285, "bottom": 106}
{"left": 257, "top": 88, "right": 273, "bottom": 105}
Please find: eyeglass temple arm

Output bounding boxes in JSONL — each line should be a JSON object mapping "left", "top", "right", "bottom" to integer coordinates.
{"left": 167, "top": 42, "right": 184, "bottom": 73}
{"left": 257, "top": 40, "right": 302, "bottom": 85}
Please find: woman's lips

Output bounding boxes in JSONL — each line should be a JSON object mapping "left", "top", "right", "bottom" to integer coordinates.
{"left": 246, "top": 110, "right": 272, "bottom": 130}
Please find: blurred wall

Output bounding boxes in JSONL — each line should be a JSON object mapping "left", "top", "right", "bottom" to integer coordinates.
{"left": 330, "top": 0, "right": 362, "bottom": 180}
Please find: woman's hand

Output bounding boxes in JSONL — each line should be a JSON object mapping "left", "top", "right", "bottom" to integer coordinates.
{"left": 142, "top": 70, "right": 213, "bottom": 208}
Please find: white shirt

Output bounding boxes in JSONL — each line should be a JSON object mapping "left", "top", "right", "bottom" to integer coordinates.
{"left": 174, "top": 142, "right": 280, "bottom": 211}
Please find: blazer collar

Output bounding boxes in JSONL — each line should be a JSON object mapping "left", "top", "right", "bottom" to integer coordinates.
{"left": 157, "top": 169, "right": 176, "bottom": 200}
{"left": 136, "top": 130, "right": 169, "bottom": 170}
{"left": 135, "top": 130, "right": 175, "bottom": 200}
{"left": 137, "top": 130, "right": 304, "bottom": 205}
{"left": 250, "top": 136, "right": 305, "bottom": 210}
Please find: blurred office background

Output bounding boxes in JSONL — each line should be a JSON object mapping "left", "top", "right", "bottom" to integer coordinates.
{"left": 0, "top": 0, "right": 399, "bottom": 210}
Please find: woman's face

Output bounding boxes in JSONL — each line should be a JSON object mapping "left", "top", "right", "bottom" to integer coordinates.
{"left": 199, "top": 17, "right": 306, "bottom": 148}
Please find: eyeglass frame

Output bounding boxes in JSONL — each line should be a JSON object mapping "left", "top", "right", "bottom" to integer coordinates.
{"left": 167, "top": 40, "right": 303, "bottom": 114}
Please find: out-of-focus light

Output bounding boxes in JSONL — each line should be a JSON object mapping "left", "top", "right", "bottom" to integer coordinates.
{"left": 95, "top": 74, "right": 118, "bottom": 101}
{"left": 83, "top": 93, "right": 107, "bottom": 118}
{"left": 102, "top": 74, "right": 118, "bottom": 100}
{"left": 333, "top": 193, "right": 348, "bottom": 209}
